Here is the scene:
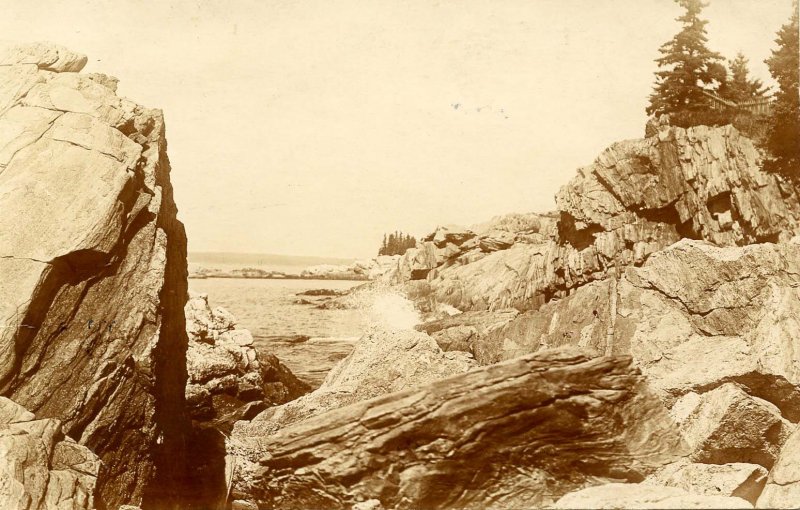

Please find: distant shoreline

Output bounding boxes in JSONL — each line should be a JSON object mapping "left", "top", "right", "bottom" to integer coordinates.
{"left": 188, "top": 274, "right": 370, "bottom": 282}
{"left": 188, "top": 251, "right": 358, "bottom": 267}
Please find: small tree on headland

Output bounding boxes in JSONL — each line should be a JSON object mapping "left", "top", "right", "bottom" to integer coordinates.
{"left": 646, "top": 0, "right": 725, "bottom": 118}
{"left": 378, "top": 231, "right": 417, "bottom": 256}
{"left": 764, "top": 1, "right": 799, "bottom": 180}
{"left": 719, "top": 52, "right": 769, "bottom": 103}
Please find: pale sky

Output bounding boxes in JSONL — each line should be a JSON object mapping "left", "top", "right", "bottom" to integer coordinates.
{"left": 1, "top": 0, "right": 794, "bottom": 258}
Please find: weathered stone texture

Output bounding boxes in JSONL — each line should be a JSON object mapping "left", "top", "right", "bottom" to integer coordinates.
{"left": 231, "top": 349, "right": 686, "bottom": 509}
{"left": 0, "top": 42, "right": 189, "bottom": 508}
{"left": 0, "top": 397, "right": 99, "bottom": 510}
{"left": 395, "top": 126, "right": 800, "bottom": 312}
{"left": 185, "top": 294, "right": 310, "bottom": 428}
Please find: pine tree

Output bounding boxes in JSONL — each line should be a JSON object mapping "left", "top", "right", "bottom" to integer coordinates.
{"left": 646, "top": 0, "right": 724, "bottom": 117}
{"left": 719, "top": 52, "right": 769, "bottom": 103}
{"left": 764, "top": 1, "right": 799, "bottom": 178}
{"left": 377, "top": 231, "right": 418, "bottom": 256}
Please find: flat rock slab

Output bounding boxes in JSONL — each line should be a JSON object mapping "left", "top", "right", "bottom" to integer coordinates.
{"left": 554, "top": 482, "right": 753, "bottom": 509}
{"left": 644, "top": 460, "right": 767, "bottom": 505}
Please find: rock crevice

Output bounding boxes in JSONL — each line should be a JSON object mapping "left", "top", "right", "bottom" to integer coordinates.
{"left": 0, "top": 42, "right": 191, "bottom": 509}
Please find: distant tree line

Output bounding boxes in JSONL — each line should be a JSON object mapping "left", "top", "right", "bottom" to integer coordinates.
{"left": 378, "top": 231, "right": 417, "bottom": 256}
{"left": 647, "top": 0, "right": 798, "bottom": 179}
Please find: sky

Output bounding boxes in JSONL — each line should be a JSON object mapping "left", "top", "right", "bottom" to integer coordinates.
{"left": 1, "top": 0, "right": 794, "bottom": 258}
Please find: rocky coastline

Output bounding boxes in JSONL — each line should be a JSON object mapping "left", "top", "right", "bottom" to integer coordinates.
{"left": 188, "top": 255, "right": 399, "bottom": 282}
{"left": 1, "top": 42, "right": 799, "bottom": 509}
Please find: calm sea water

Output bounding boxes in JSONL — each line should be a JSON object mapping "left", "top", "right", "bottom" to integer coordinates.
{"left": 188, "top": 277, "right": 365, "bottom": 386}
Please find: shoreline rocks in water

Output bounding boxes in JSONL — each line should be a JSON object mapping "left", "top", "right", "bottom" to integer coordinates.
{"left": 4, "top": 41, "right": 800, "bottom": 510}
{"left": 189, "top": 265, "right": 371, "bottom": 281}
{"left": 225, "top": 122, "right": 800, "bottom": 509}
{"left": 184, "top": 294, "right": 311, "bottom": 430}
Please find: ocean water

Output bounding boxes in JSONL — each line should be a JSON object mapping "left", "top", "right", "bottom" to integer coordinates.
{"left": 188, "top": 278, "right": 365, "bottom": 386}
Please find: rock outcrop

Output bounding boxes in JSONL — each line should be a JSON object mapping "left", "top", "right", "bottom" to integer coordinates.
{"left": 0, "top": 397, "right": 99, "bottom": 510}
{"left": 233, "top": 349, "right": 687, "bottom": 509}
{"left": 554, "top": 482, "right": 753, "bottom": 509}
{"left": 366, "top": 123, "right": 800, "bottom": 508}
{"left": 184, "top": 294, "right": 310, "bottom": 429}
{"left": 389, "top": 125, "right": 800, "bottom": 312}
{"left": 228, "top": 326, "right": 476, "bottom": 507}
{"left": 415, "top": 309, "right": 519, "bottom": 352}
{"left": 301, "top": 256, "right": 398, "bottom": 280}
{"left": 0, "top": 43, "right": 190, "bottom": 507}
{"left": 469, "top": 240, "right": 800, "bottom": 419}
{"left": 643, "top": 460, "right": 768, "bottom": 505}
{"left": 757, "top": 427, "right": 800, "bottom": 508}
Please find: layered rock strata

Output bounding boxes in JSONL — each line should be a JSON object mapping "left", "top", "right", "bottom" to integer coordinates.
{"left": 228, "top": 327, "right": 476, "bottom": 507}
{"left": 389, "top": 125, "right": 800, "bottom": 312}
{"left": 231, "top": 349, "right": 687, "bottom": 509}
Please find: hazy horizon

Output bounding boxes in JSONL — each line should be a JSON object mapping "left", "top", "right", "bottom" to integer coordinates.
{"left": 188, "top": 250, "right": 357, "bottom": 265}
{"left": 2, "top": 0, "right": 794, "bottom": 259}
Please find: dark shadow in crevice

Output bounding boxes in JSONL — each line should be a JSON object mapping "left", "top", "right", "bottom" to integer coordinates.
{"left": 557, "top": 212, "right": 604, "bottom": 251}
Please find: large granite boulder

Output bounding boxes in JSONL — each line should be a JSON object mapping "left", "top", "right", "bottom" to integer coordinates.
{"left": 0, "top": 397, "right": 99, "bottom": 510}
{"left": 229, "top": 349, "right": 688, "bottom": 509}
{"left": 0, "top": 43, "right": 190, "bottom": 507}
{"left": 228, "top": 326, "right": 476, "bottom": 506}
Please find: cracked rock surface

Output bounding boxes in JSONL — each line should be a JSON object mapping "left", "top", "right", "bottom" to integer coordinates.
{"left": 0, "top": 42, "right": 190, "bottom": 508}
{"left": 232, "top": 348, "right": 686, "bottom": 509}
{"left": 228, "top": 326, "right": 477, "bottom": 507}
{"left": 474, "top": 240, "right": 800, "bottom": 412}
{"left": 388, "top": 125, "right": 800, "bottom": 312}
{"left": 0, "top": 396, "right": 99, "bottom": 510}
{"left": 185, "top": 293, "right": 310, "bottom": 429}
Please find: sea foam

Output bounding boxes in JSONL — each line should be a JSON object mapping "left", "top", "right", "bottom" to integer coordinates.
{"left": 347, "top": 283, "right": 421, "bottom": 332}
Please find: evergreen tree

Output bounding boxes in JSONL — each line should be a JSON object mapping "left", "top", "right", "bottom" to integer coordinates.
{"left": 719, "top": 52, "right": 768, "bottom": 103}
{"left": 379, "top": 234, "right": 388, "bottom": 255}
{"left": 646, "top": 0, "right": 725, "bottom": 117}
{"left": 376, "top": 231, "right": 418, "bottom": 256}
{"left": 764, "top": 2, "right": 799, "bottom": 178}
